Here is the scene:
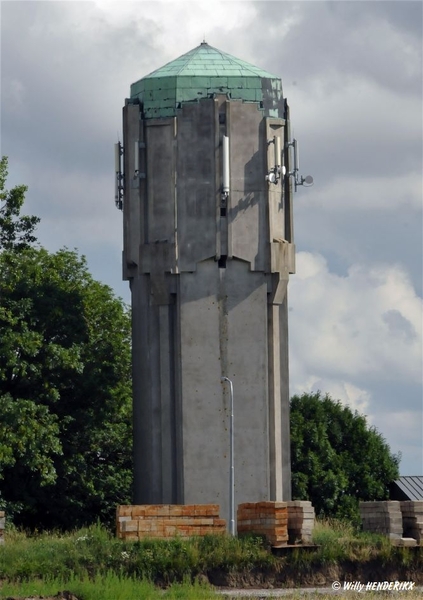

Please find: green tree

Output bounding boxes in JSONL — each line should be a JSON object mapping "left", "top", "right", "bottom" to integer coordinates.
{"left": 290, "top": 391, "right": 400, "bottom": 523}
{"left": 0, "top": 156, "right": 39, "bottom": 251}
{"left": 0, "top": 245, "right": 132, "bottom": 529}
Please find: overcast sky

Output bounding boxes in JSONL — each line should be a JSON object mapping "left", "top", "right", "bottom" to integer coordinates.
{"left": 1, "top": 1, "right": 422, "bottom": 476}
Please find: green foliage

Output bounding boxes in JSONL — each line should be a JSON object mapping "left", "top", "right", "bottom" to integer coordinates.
{"left": 0, "top": 572, "right": 216, "bottom": 600}
{"left": 0, "top": 158, "right": 132, "bottom": 529}
{"left": 309, "top": 518, "right": 390, "bottom": 564}
{"left": 290, "top": 392, "right": 401, "bottom": 523}
{"left": 0, "top": 525, "right": 274, "bottom": 584}
{"left": 0, "top": 156, "right": 40, "bottom": 251}
{"left": 1, "top": 523, "right": 422, "bottom": 600}
{"left": 0, "top": 245, "right": 133, "bottom": 529}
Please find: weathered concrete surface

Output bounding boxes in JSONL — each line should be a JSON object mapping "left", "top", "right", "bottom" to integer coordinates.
{"left": 123, "top": 93, "right": 294, "bottom": 524}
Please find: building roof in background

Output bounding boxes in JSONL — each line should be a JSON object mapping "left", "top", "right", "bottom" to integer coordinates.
{"left": 391, "top": 476, "right": 423, "bottom": 501}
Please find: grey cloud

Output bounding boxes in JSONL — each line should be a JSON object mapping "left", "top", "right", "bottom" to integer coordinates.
{"left": 251, "top": 1, "right": 422, "bottom": 97}
{"left": 382, "top": 309, "right": 418, "bottom": 343}
{"left": 1, "top": 2, "right": 158, "bottom": 175}
{"left": 294, "top": 205, "right": 423, "bottom": 296}
{"left": 327, "top": 0, "right": 423, "bottom": 40}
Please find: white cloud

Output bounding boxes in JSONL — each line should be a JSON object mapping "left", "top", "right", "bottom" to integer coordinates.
{"left": 291, "top": 375, "right": 372, "bottom": 415}
{"left": 255, "top": 1, "right": 422, "bottom": 98}
{"left": 289, "top": 252, "right": 422, "bottom": 384}
{"left": 289, "top": 252, "right": 422, "bottom": 474}
{"left": 93, "top": 0, "right": 258, "bottom": 66}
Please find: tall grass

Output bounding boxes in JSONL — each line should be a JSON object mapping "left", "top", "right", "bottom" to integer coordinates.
{"left": 310, "top": 518, "right": 391, "bottom": 563}
{"left": 0, "top": 524, "right": 275, "bottom": 583}
{"left": 1, "top": 520, "right": 421, "bottom": 598}
{"left": 0, "top": 571, "right": 217, "bottom": 599}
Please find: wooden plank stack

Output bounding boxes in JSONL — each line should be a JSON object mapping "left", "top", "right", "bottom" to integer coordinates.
{"left": 401, "top": 501, "right": 423, "bottom": 543}
{"left": 287, "top": 500, "right": 315, "bottom": 544}
{"left": 237, "top": 501, "right": 288, "bottom": 546}
{"left": 116, "top": 504, "right": 226, "bottom": 540}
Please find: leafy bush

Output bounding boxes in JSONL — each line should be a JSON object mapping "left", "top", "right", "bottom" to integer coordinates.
{"left": 290, "top": 392, "right": 400, "bottom": 522}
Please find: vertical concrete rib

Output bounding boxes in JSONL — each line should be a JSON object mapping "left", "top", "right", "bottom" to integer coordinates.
{"left": 279, "top": 295, "right": 292, "bottom": 500}
{"left": 268, "top": 303, "right": 283, "bottom": 500}
{"left": 219, "top": 264, "right": 229, "bottom": 519}
{"left": 131, "top": 277, "right": 143, "bottom": 504}
{"left": 159, "top": 304, "right": 174, "bottom": 503}
{"left": 218, "top": 267, "right": 229, "bottom": 380}
{"left": 173, "top": 284, "right": 184, "bottom": 503}
{"left": 148, "top": 301, "right": 162, "bottom": 501}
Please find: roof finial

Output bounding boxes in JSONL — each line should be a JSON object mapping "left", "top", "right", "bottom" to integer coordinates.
{"left": 202, "top": 34, "right": 207, "bottom": 45}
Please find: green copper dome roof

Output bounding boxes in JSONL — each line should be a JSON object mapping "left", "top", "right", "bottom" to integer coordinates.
{"left": 142, "top": 42, "right": 279, "bottom": 79}
{"left": 130, "top": 42, "right": 284, "bottom": 119}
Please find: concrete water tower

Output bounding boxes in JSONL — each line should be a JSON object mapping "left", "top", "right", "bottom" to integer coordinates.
{"left": 118, "top": 42, "right": 309, "bottom": 522}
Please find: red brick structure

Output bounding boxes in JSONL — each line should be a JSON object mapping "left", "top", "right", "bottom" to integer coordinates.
{"left": 116, "top": 504, "right": 226, "bottom": 540}
{"left": 237, "top": 501, "right": 288, "bottom": 546}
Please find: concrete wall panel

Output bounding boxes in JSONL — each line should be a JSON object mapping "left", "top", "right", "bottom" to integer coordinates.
{"left": 146, "top": 120, "right": 175, "bottom": 244}
{"left": 177, "top": 101, "right": 217, "bottom": 270}
{"left": 225, "top": 259, "right": 270, "bottom": 507}
{"left": 228, "top": 102, "right": 267, "bottom": 271}
{"left": 132, "top": 275, "right": 178, "bottom": 504}
{"left": 179, "top": 259, "right": 271, "bottom": 521}
{"left": 179, "top": 261, "right": 226, "bottom": 506}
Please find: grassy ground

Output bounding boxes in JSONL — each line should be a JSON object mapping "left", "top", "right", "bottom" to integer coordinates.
{"left": 0, "top": 520, "right": 421, "bottom": 599}
{"left": 0, "top": 573, "right": 215, "bottom": 599}
{"left": 1, "top": 578, "right": 422, "bottom": 600}
{"left": 0, "top": 523, "right": 274, "bottom": 582}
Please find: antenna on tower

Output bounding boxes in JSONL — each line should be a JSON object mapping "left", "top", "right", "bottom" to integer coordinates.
{"left": 265, "top": 135, "right": 285, "bottom": 184}
{"left": 222, "top": 135, "right": 230, "bottom": 199}
{"left": 286, "top": 138, "right": 313, "bottom": 191}
{"left": 114, "top": 141, "right": 124, "bottom": 210}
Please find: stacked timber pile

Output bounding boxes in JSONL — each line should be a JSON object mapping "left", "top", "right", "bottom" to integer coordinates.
{"left": 287, "top": 500, "right": 315, "bottom": 544}
{"left": 0, "top": 511, "right": 4, "bottom": 544}
{"left": 359, "top": 501, "right": 403, "bottom": 540}
{"left": 116, "top": 504, "right": 226, "bottom": 541}
{"left": 359, "top": 500, "right": 415, "bottom": 545}
{"left": 401, "top": 501, "right": 423, "bottom": 543}
{"left": 237, "top": 501, "right": 288, "bottom": 546}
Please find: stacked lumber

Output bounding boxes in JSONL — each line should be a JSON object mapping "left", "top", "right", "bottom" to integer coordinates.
{"left": 237, "top": 501, "right": 288, "bottom": 546}
{"left": 359, "top": 501, "right": 403, "bottom": 540}
{"left": 401, "top": 501, "right": 423, "bottom": 543}
{"left": 287, "top": 501, "right": 315, "bottom": 544}
{"left": 116, "top": 504, "right": 226, "bottom": 540}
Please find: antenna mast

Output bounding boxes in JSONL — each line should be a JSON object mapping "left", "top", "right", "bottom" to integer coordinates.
{"left": 114, "top": 142, "right": 124, "bottom": 210}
